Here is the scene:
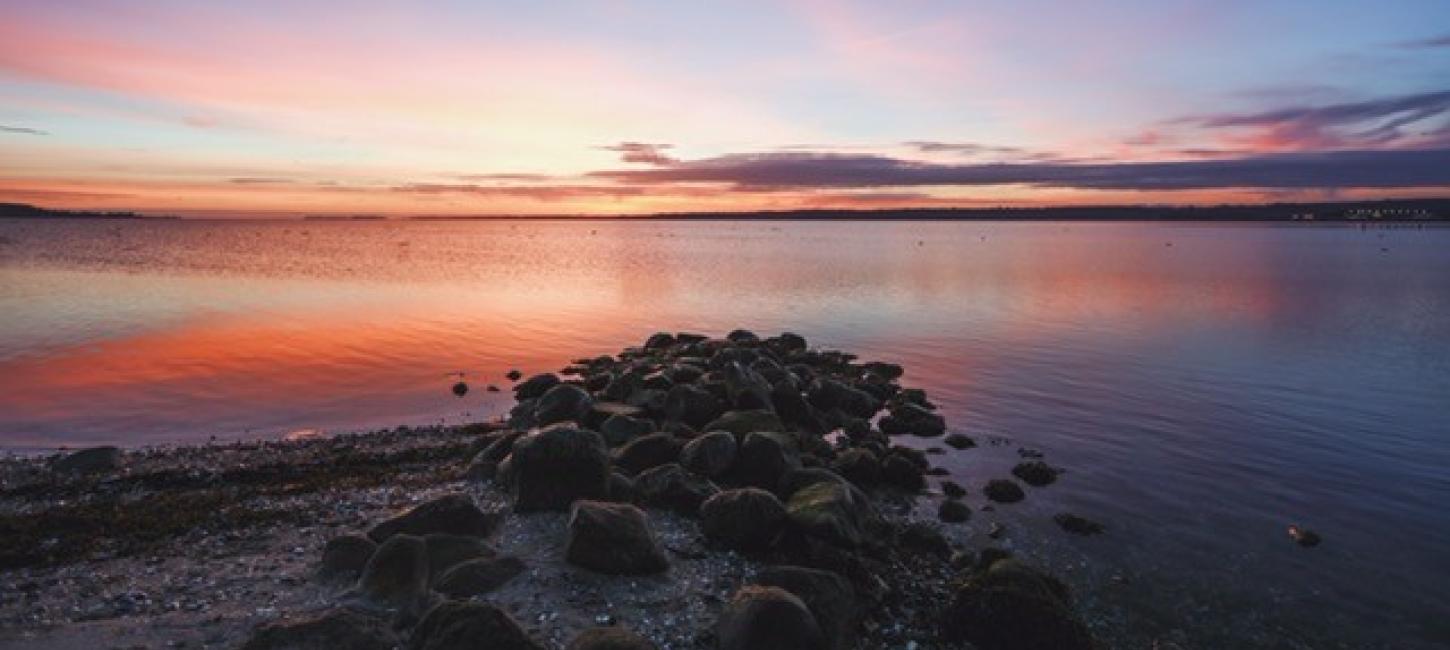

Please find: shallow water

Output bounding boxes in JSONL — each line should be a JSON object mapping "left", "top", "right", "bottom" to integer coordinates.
{"left": 1, "top": 217, "right": 1447, "bottom": 647}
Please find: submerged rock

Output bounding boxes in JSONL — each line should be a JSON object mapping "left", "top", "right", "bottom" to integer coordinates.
{"left": 938, "top": 499, "right": 972, "bottom": 523}
{"left": 717, "top": 585, "right": 826, "bottom": 650}
{"left": 411, "top": 601, "right": 543, "bottom": 650}
{"left": 983, "top": 479, "right": 1026, "bottom": 504}
{"left": 511, "top": 424, "right": 610, "bottom": 512}
{"left": 878, "top": 403, "right": 946, "bottom": 437}
{"left": 565, "top": 501, "right": 669, "bottom": 575}
{"left": 1011, "top": 461, "right": 1060, "bottom": 487}
{"left": 1288, "top": 524, "right": 1322, "bottom": 547}
{"left": 1054, "top": 513, "right": 1105, "bottom": 536}
{"left": 367, "top": 494, "right": 500, "bottom": 542}
{"left": 944, "top": 433, "right": 976, "bottom": 449}
{"left": 940, "top": 480, "right": 967, "bottom": 499}
{"left": 700, "top": 487, "right": 787, "bottom": 552}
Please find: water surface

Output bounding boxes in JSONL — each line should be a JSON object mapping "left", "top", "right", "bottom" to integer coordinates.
{"left": 1, "top": 218, "right": 1447, "bottom": 648}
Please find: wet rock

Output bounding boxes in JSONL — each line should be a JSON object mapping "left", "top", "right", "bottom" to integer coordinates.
{"left": 880, "top": 454, "right": 925, "bottom": 492}
{"left": 434, "top": 556, "right": 526, "bottom": 597}
{"left": 702, "top": 409, "right": 786, "bottom": 438}
{"left": 679, "top": 430, "right": 737, "bottom": 478}
{"left": 368, "top": 494, "right": 500, "bottom": 542}
{"left": 778, "top": 467, "right": 849, "bottom": 500}
{"left": 938, "top": 500, "right": 971, "bottom": 523}
{"left": 941, "top": 560, "right": 1096, "bottom": 650}
{"left": 451, "top": 381, "right": 469, "bottom": 397}
{"left": 634, "top": 463, "right": 719, "bottom": 515}
{"left": 534, "top": 384, "right": 595, "bottom": 425}
{"left": 898, "top": 521, "right": 951, "bottom": 557}
{"left": 599, "top": 413, "right": 655, "bottom": 447}
{"left": 567, "top": 626, "right": 659, "bottom": 650}
{"left": 878, "top": 403, "right": 946, "bottom": 437}
{"left": 241, "top": 608, "right": 395, "bottom": 650}
{"left": 606, "top": 471, "right": 637, "bottom": 503}
{"left": 357, "top": 534, "right": 429, "bottom": 610}
{"left": 1011, "top": 461, "right": 1059, "bottom": 487}
{"left": 613, "top": 433, "right": 683, "bottom": 474}
{"left": 785, "top": 480, "right": 879, "bottom": 548}
{"left": 465, "top": 431, "right": 524, "bottom": 482}
{"left": 514, "top": 373, "right": 561, "bottom": 400}
{"left": 726, "top": 329, "right": 761, "bottom": 344}
{"left": 52, "top": 446, "right": 121, "bottom": 475}
{"left": 717, "top": 585, "right": 826, "bottom": 650}
{"left": 725, "top": 361, "right": 774, "bottom": 410}
{"left": 511, "top": 424, "right": 610, "bottom": 512}
{"left": 565, "top": 501, "right": 669, "bottom": 575}
{"left": 700, "top": 488, "right": 787, "bottom": 552}
{"left": 644, "top": 332, "right": 676, "bottom": 350}
{"left": 1054, "top": 513, "right": 1105, "bottom": 536}
{"left": 983, "top": 479, "right": 1026, "bottom": 504}
{"left": 663, "top": 384, "right": 724, "bottom": 428}
{"left": 752, "top": 565, "right": 857, "bottom": 650}
{"left": 506, "top": 369, "right": 523, "bottom": 381}
{"left": 860, "top": 361, "right": 904, "bottom": 381}
{"left": 663, "top": 362, "right": 705, "bottom": 384}
{"left": 319, "top": 533, "right": 377, "bottom": 579}
{"left": 940, "top": 480, "right": 967, "bottom": 499}
{"left": 830, "top": 448, "right": 881, "bottom": 487}
{"left": 1288, "top": 524, "right": 1321, "bottom": 547}
{"left": 944, "top": 433, "right": 976, "bottom": 450}
{"left": 411, "top": 601, "right": 543, "bottom": 650}
{"left": 424, "top": 534, "right": 496, "bottom": 581}
{"left": 806, "top": 379, "right": 880, "bottom": 419}
{"left": 738, "top": 431, "right": 802, "bottom": 488}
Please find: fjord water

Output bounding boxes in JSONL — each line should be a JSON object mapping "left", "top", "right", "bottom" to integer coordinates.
{"left": 1, "top": 218, "right": 1447, "bottom": 647}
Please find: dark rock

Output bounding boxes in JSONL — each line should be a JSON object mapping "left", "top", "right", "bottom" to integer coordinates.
{"left": 878, "top": 403, "right": 946, "bottom": 437}
{"left": 1012, "top": 461, "right": 1059, "bottom": 487}
{"left": 52, "top": 446, "right": 121, "bottom": 475}
{"left": 663, "top": 363, "right": 704, "bottom": 384}
{"left": 830, "top": 448, "right": 880, "bottom": 487}
{"left": 940, "top": 480, "right": 967, "bottom": 499}
{"left": 778, "top": 467, "right": 849, "bottom": 500}
{"left": 514, "top": 373, "right": 561, "bottom": 400}
{"left": 702, "top": 409, "right": 785, "bottom": 438}
{"left": 753, "top": 565, "right": 856, "bottom": 650}
{"left": 976, "top": 547, "right": 1013, "bottom": 570}
{"left": 614, "top": 433, "right": 683, "bottom": 474}
{"left": 534, "top": 384, "right": 594, "bottom": 425}
{"left": 785, "top": 480, "right": 879, "bottom": 548}
{"left": 319, "top": 534, "right": 376, "bottom": 579}
{"left": 880, "top": 454, "right": 925, "bottom": 492}
{"left": 806, "top": 379, "right": 880, "bottom": 419}
{"left": 983, "top": 479, "right": 1026, "bottom": 504}
{"left": 738, "top": 431, "right": 801, "bottom": 488}
{"left": 241, "top": 608, "right": 395, "bottom": 650}
{"left": 895, "top": 388, "right": 935, "bottom": 409}
{"left": 664, "top": 384, "right": 724, "bottom": 428}
{"left": 889, "top": 445, "right": 929, "bottom": 470}
{"left": 565, "top": 501, "right": 669, "bottom": 575}
{"left": 769, "top": 382, "right": 819, "bottom": 432}
{"left": 506, "top": 369, "right": 523, "bottom": 381}
{"left": 634, "top": 463, "right": 719, "bottom": 515}
{"left": 679, "top": 430, "right": 737, "bottom": 478}
{"left": 511, "top": 424, "right": 610, "bottom": 512}
{"left": 368, "top": 494, "right": 500, "bottom": 542}
{"left": 1288, "top": 524, "right": 1321, "bottom": 547}
{"left": 926, "top": 466, "right": 949, "bottom": 476}
{"left": 774, "top": 331, "right": 808, "bottom": 352}
{"left": 944, "top": 433, "right": 976, "bottom": 449}
{"left": 644, "top": 332, "right": 676, "bottom": 350}
{"left": 599, "top": 413, "right": 656, "bottom": 447}
{"left": 700, "top": 488, "right": 787, "bottom": 552}
{"left": 451, "top": 381, "right": 469, "bottom": 398}
{"left": 941, "top": 560, "right": 1096, "bottom": 650}
{"left": 1054, "top": 513, "right": 1105, "bottom": 536}
{"left": 424, "top": 534, "right": 496, "bottom": 581}
{"left": 357, "top": 534, "right": 429, "bottom": 610}
{"left": 724, "top": 361, "right": 774, "bottom": 410}
{"left": 607, "top": 471, "right": 637, "bottom": 503}
{"left": 898, "top": 522, "right": 951, "bottom": 557}
{"left": 717, "top": 585, "right": 826, "bottom": 650}
{"left": 938, "top": 500, "right": 971, "bottom": 523}
{"left": 860, "top": 361, "right": 904, "bottom": 381}
{"left": 434, "top": 556, "right": 526, "bottom": 597}
{"left": 726, "top": 329, "right": 760, "bottom": 344}
{"left": 411, "top": 601, "right": 542, "bottom": 650}
{"left": 567, "top": 626, "right": 658, "bottom": 650}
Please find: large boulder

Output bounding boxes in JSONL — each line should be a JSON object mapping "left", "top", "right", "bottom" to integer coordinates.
{"left": 752, "top": 566, "right": 857, "bottom": 650}
{"left": 564, "top": 501, "right": 669, "bottom": 575}
{"left": 319, "top": 533, "right": 376, "bottom": 579}
{"left": 511, "top": 425, "right": 611, "bottom": 512}
{"left": 634, "top": 463, "right": 719, "bottom": 515}
{"left": 737, "top": 431, "right": 801, "bottom": 488}
{"left": 435, "top": 556, "right": 526, "bottom": 597}
{"left": 778, "top": 467, "right": 849, "bottom": 500}
{"left": 367, "top": 494, "right": 500, "bottom": 542}
{"left": 534, "top": 384, "right": 594, "bottom": 425}
{"left": 880, "top": 454, "right": 925, "bottom": 492}
{"left": 702, "top": 410, "right": 785, "bottom": 439}
{"left": 664, "top": 384, "right": 723, "bottom": 428}
{"left": 356, "top": 534, "right": 430, "bottom": 610}
{"left": 423, "top": 534, "right": 497, "bottom": 581}
{"left": 465, "top": 432, "right": 524, "bottom": 482}
{"left": 613, "top": 433, "right": 683, "bottom": 474}
{"left": 724, "top": 361, "right": 774, "bottom": 410}
{"left": 878, "top": 403, "right": 946, "bottom": 437}
{"left": 51, "top": 446, "right": 121, "bottom": 475}
{"left": 806, "top": 379, "right": 880, "bottom": 419}
{"left": 784, "top": 481, "right": 880, "bottom": 548}
{"left": 599, "top": 413, "right": 655, "bottom": 447}
{"left": 411, "top": 601, "right": 543, "bottom": 650}
{"left": 567, "top": 626, "right": 658, "bottom": 650}
{"left": 513, "top": 373, "right": 561, "bottom": 400}
{"left": 699, "top": 488, "right": 787, "bottom": 552}
{"left": 240, "top": 608, "right": 395, "bottom": 650}
{"left": 940, "top": 560, "right": 1096, "bottom": 650}
{"left": 717, "top": 585, "right": 826, "bottom": 650}
{"left": 679, "top": 430, "right": 737, "bottom": 478}
{"left": 829, "top": 448, "right": 880, "bottom": 487}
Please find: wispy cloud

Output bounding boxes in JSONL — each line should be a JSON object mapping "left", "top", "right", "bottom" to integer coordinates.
{"left": 599, "top": 142, "right": 677, "bottom": 166}
{"left": 1177, "top": 89, "right": 1450, "bottom": 150}
{"left": 227, "top": 177, "right": 294, "bottom": 185}
{"left": 1396, "top": 33, "right": 1450, "bottom": 48}
{"left": 1, "top": 125, "right": 49, "bottom": 136}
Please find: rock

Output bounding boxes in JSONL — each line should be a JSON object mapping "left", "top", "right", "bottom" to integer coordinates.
{"left": 644, "top": 332, "right": 676, "bottom": 350}
{"left": 435, "top": 556, "right": 526, "bottom": 597}
{"left": 1054, "top": 513, "right": 1105, "bottom": 536}
{"left": 599, "top": 414, "right": 655, "bottom": 447}
{"left": 606, "top": 471, "right": 637, "bottom": 503}
{"left": 511, "top": 424, "right": 611, "bottom": 512}
{"left": 52, "top": 446, "right": 121, "bottom": 475}
{"left": 898, "top": 522, "right": 951, "bottom": 557}
{"left": 1011, "top": 461, "right": 1059, "bottom": 487}
{"left": 752, "top": 566, "right": 857, "bottom": 650}
{"left": 738, "top": 432, "right": 802, "bottom": 488}
{"left": 726, "top": 329, "right": 760, "bottom": 344}
{"left": 465, "top": 432, "right": 524, "bottom": 482}
{"left": 778, "top": 467, "right": 849, "bottom": 500}
{"left": 724, "top": 361, "right": 774, "bottom": 410}
{"left": 514, "top": 373, "right": 560, "bottom": 400}
{"left": 830, "top": 448, "right": 880, "bottom": 487}
{"left": 534, "top": 384, "right": 594, "bottom": 425}
{"left": 663, "top": 362, "right": 705, "bottom": 384}
{"left": 880, "top": 453, "right": 925, "bottom": 492}
{"left": 565, "top": 501, "right": 669, "bottom": 575}
{"left": 806, "top": 379, "right": 880, "bottom": 419}
{"left": 861, "top": 361, "right": 904, "bottom": 381}
{"left": 356, "top": 534, "right": 429, "bottom": 610}
{"left": 506, "top": 369, "right": 523, "bottom": 381}
{"left": 774, "top": 332, "right": 808, "bottom": 351}
{"left": 785, "top": 480, "right": 879, "bottom": 548}
{"left": 664, "top": 384, "right": 724, "bottom": 428}
{"left": 702, "top": 409, "right": 786, "bottom": 438}
{"left": 411, "top": 601, "right": 543, "bottom": 650}
{"left": 1288, "top": 524, "right": 1321, "bottom": 547}
{"left": 424, "top": 534, "right": 496, "bottom": 581}
{"left": 983, "top": 479, "right": 1026, "bottom": 504}
{"left": 878, "top": 403, "right": 946, "bottom": 437}
{"left": 940, "top": 480, "right": 967, "bottom": 499}
{"left": 944, "top": 433, "right": 976, "bottom": 450}
{"left": 634, "top": 463, "right": 719, "bottom": 515}
{"left": 567, "top": 626, "right": 659, "bottom": 650}
{"left": 240, "top": 608, "right": 395, "bottom": 650}
{"left": 319, "top": 534, "right": 376, "bottom": 579}
{"left": 941, "top": 560, "right": 1096, "bottom": 650}
{"left": 700, "top": 488, "right": 787, "bottom": 552}
{"left": 679, "top": 430, "right": 737, "bottom": 478}
{"left": 451, "top": 381, "right": 468, "bottom": 398}
{"left": 613, "top": 433, "right": 683, "bottom": 474}
{"left": 717, "top": 585, "right": 826, "bottom": 650}
{"left": 368, "top": 494, "right": 500, "bottom": 542}
{"left": 938, "top": 500, "right": 971, "bottom": 523}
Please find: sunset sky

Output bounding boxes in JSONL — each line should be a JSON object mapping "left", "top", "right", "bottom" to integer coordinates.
{"left": 2, "top": 1, "right": 1449, "bottom": 216}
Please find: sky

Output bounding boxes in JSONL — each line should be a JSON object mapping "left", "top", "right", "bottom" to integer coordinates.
{"left": 1, "top": 0, "right": 1449, "bottom": 216}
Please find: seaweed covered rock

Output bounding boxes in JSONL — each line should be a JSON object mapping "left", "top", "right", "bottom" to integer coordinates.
{"left": 702, "top": 409, "right": 785, "bottom": 438}
{"left": 319, "top": 533, "right": 376, "bottom": 579}
{"left": 423, "top": 533, "right": 496, "bottom": 581}
{"left": 567, "top": 626, "right": 659, "bottom": 650}
{"left": 878, "top": 403, "right": 946, "bottom": 438}
{"left": 613, "top": 433, "right": 683, "bottom": 474}
{"left": 411, "top": 601, "right": 543, "bottom": 650}
{"left": 435, "top": 556, "right": 526, "bottom": 597}
{"left": 367, "top": 494, "right": 500, "bottom": 542}
{"left": 679, "top": 430, "right": 737, "bottom": 478}
{"left": 1012, "top": 461, "right": 1060, "bottom": 487}
{"left": 737, "top": 431, "right": 801, "bottom": 488}
{"left": 941, "top": 560, "right": 1097, "bottom": 650}
{"left": 241, "top": 608, "right": 396, "bottom": 650}
{"left": 664, "top": 384, "right": 724, "bottom": 428}
{"left": 752, "top": 566, "right": 858, "bottom": 650}
{"left": 717, "top": 585, "right": 827, "bottom": 650}
{"left": 599, "top": 413, "right": 655, "bottom": 447}
{"left": 565, "top": 501, "right": 668, "bottom": 575}
{"left": 700, "top": 488, "right": 787, "bottom": 552}
{"left": 983, "top": 479, "right": 1026, "bottom": 504}
{"left": 511, "top": 424, "right": 610, "bottom": 512}
{"left": 785, "top": 480, "right": 880, "bottom": 548}
{"left": 634, "top": 463, "right": 719, "bottom": 515}
{"left": 534, "top": 383, "right": 594, "bottom": 425}
{"left": 356, "top": 534, "right": 430, "bottom": 610}
{"left": 881, "top": 453, "right": 926, "bottom": 492}
{"left": 830, "top": 448, "right": 881, "bottom": 487}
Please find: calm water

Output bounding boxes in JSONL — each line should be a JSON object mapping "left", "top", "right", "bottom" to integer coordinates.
{"left": 1, "top": 218, "right": 1447, "bottom": 647}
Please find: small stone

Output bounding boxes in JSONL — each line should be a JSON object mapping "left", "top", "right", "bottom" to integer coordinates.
{"left": 1287, "top": 524, "right": 1321, "bottom": 547}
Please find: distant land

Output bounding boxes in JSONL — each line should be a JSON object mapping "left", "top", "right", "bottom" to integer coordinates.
{"left": 4, "top": 198, "right": 1449, "bottom": 222}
